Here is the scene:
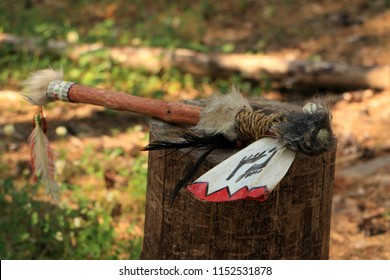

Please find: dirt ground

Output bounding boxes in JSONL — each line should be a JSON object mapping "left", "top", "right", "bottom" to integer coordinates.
{"left": 1, "top": 0, "right": 390, "bottom": 259}
{"left": 330, "top": 91, "right": 390, "bottom": 259}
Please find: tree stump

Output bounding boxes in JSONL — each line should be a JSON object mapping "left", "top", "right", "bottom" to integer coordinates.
{"left": 141, "top": 118, "right": 336, "bottom": 260}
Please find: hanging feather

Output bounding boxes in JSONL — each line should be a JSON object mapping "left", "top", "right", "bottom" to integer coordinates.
{"left": 28, "top": 107, "right": 60, "bottom": 201}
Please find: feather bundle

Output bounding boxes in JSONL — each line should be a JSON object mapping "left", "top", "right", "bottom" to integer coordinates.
{"left": 28, "top": 109, "right": 60, "bottom": 201}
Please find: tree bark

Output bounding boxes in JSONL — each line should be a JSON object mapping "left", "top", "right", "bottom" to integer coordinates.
{"left": 2, "top": 33, "right": 389, "bottom": 90}
{"left": 141, "top": 119, "right": 336, "bottom": 260}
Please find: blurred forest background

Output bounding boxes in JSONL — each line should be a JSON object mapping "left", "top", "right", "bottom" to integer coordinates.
{"left": 0, "top": 0, "right": 389, "bottom": 259}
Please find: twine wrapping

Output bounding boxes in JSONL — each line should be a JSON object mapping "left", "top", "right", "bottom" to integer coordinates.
{"left": 235, "top": 110, "right": 283, "bottom": 142}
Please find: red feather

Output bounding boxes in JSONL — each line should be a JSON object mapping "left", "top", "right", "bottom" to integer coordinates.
{"left": 28, "top": 107, "right": 59, "bottom": 201}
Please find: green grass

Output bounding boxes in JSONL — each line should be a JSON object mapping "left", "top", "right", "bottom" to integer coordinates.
{"left": 0, "top": 177, "right": 116, "bottom": 259}
{"left": 0, "top": 0, "right": 269, "bottom": 94}
{"left": 0, "top": 136, "right": 147, "bottom": 259}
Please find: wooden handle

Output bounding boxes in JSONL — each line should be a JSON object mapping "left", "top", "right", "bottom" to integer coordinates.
{"left": 67, "top": 84, "right": 202, "bottom": 125}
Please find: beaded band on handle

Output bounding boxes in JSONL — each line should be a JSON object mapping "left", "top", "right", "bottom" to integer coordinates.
{"left": 46, "top": 80, "right": 74, "bottom": 102}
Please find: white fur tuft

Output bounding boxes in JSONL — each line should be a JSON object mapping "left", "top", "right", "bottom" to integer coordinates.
{"left": 302, "top": 102, "right": 325, "bottom": 114}
{"left": 194, "top": 87, "right": 252, "bottom": 141}
{"left": 22, "top": 68, "right": 63, "bottom": 105}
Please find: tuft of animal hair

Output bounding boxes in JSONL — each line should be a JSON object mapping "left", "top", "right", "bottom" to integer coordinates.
{"left": 22, "top": 68, "right": 63, "bottom": 105}
{"left": 193, "top": 87, "right": 252, "bottom": 141}
{"left": 271, "top": 100, "right": 336, "bottom": 156}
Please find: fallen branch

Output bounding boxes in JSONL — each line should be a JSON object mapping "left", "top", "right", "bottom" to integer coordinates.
{"left": 2, "top": 33, "right": 389, "bottom": 90}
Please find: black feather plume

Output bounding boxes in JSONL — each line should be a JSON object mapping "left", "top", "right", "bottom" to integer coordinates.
{"left": 143, "top": 131, "right": 234, "bottom": 205}
{"left": 142, "top": 130, "right": 232, "bottom": 151}
{"left": 169, "top": 145, "right": 216, "bottom": 206}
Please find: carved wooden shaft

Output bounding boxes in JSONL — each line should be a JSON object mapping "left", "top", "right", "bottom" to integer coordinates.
{"left": 141, "top": 119, "right": 336, "bottom": 260}
{"left": 67, "top": 84, "right": 202, "bottom": 125}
